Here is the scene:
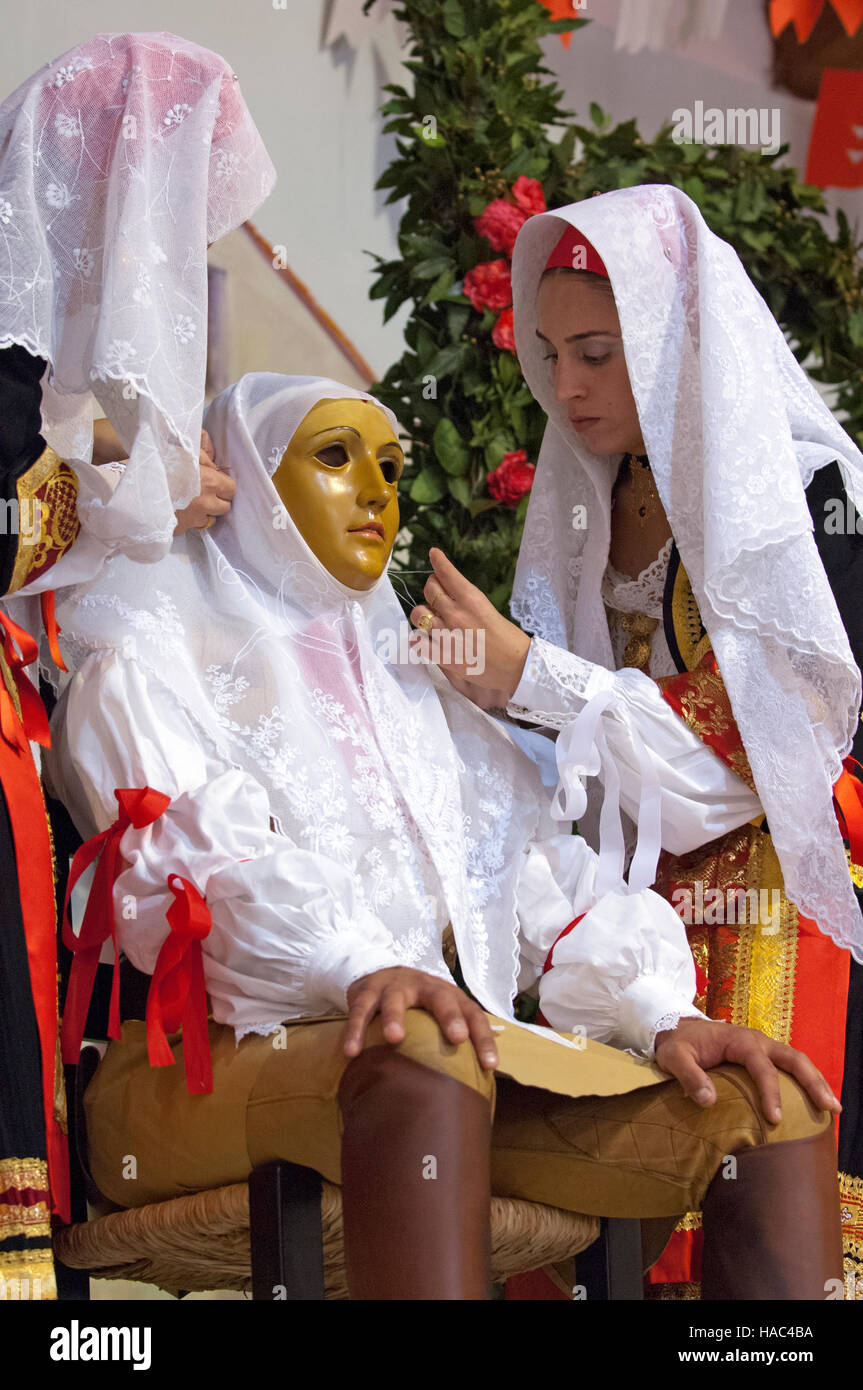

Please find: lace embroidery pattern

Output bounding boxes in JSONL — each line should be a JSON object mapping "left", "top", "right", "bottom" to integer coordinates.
{"left": 603, "top": 537, "right": 673, "bottom": 617}
{"left": 507, "top": 635, "right": 602, "bottom": 729}
{"left": 76, "top": 590, "right": 186, "bottom": 658}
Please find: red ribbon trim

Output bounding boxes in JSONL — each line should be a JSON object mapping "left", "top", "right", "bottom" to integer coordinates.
{"left": 40, "top": 590, "right": 68, "bottom": 673}
{"left": 60, "top": 787, "right": 171, "bottom": 1065}
{"left": 536, "top": 914, "right": 586, "bottom": 1029}
{"left": 0, "top": 611, "right": 50, "bottom": 749}
{"left": 0, "top": 615, "right": 69, "bottom": 1221}
{"left": 146, "top": 876, "right": 214, "bottom": 1094}
{"left": 834, "top": 756, "right": 863, "bottom": 869}
{"left": 541, "top": 912, "right": 586, "bottom": 977}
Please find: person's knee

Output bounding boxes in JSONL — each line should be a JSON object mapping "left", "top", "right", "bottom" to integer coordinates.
{"left": 341, "top": 1008, "right": 495, "bottom": 1110}
{"left": 708, "top": 1063, "right": 832, "bottom": 1148}
{"left": 767, "top": 1069, "right": 834, "bottom": 1144}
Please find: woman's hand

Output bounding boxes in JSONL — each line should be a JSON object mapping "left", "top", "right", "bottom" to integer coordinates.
{"left": 344, "top": 965, "right": 500, "bottom": 1070}
{"left": 409, "top": 547, "right": 531, "bottom": 701}
{"left": 92, "top": 420, "right": 235, "bottom": 535}
{"left": 173, "top": 430, "right": 236, "bottom": 535}
{"left": 654, "top": 1016, "right": 841, "bottom": 1123}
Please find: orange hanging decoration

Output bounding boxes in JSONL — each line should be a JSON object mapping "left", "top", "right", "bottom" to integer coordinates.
{"left": 536, "top": 0, "right": 585, "bottom": 49}
{"left": 769, "top": 0, "right": 863, "bottom": 42}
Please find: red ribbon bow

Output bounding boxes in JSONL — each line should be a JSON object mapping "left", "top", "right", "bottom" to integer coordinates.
{"left": 0, "top": 611, "right": 50, "bottom": 751}
{"left": 146, "top": 875, "right": 214, "bottom": 1094}
{"left": 834, "top": 756, "right": 863, "bottom": 870}
{"left": 60, "top": 786, "right": 171, "bottom": 1065}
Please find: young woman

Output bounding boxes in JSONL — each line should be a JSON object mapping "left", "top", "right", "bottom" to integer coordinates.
{"left": 408, "top": 183, "right": 863, "bottom": 1294}
{"left": 44, "top": 372, "right": 841, "bottom": 1301}
{"left": 0, "top": 31, "right": 273, "bottom": 1296}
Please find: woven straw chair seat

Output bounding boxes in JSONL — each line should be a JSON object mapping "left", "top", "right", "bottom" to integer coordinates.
{"left": 54, "top": 1180, "right": 599, "bottom": 1298}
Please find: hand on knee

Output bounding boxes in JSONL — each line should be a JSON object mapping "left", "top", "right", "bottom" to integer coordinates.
{"left": 654, "top": 1017, "right": 840, "bottom": 1124}
{"left": 343, "top": 967, "right": 499, "bottom": 1070}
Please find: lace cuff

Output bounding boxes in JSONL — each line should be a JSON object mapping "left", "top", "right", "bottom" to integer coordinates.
{"left": 507, "top": 636, "right": 616, "bottom": 730}
{"left": 617, "top": 972, "right": 706, "bottom": 1060}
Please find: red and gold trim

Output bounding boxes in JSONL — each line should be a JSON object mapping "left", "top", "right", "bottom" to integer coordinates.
{"left": 651, "top": 554, "right": 861, "bottom": 1296}
{"left": 0, "top": 616, "right": 69, "bottom": 1224}
{"left": 7, "top": 444, "right": 80, "bottom": 594}
{"left": 0, "top": 1247, "right": 57, "bottom": 1300}
{"left": 648, "top": 820, "right": 855, "bottom": 1293}
{"left": 657, "top": 651, "right": 756, "bottom": 793}
{"left": 0, "top": 1157, "right": 56, "bottom": 1300}
{"left": 0, "top": 1157, "right": 50, "bottom": 1242}
{"left": 840, "top": 1172, "right": 863, "bottom": 1294}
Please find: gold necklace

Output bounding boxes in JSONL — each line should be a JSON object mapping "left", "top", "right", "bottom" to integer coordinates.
{"left": 615, "top": 452, "right": 659, "bottom": 530}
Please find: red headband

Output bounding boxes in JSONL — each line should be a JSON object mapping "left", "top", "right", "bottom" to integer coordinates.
{"left": 543, "top": 225, "right": 608, "bottom": 278}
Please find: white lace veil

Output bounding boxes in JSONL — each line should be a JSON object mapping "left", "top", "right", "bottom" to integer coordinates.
{"left": 52, "top": 374, "right": 561, "bottom": 1030}
{"left": 0, "top": 32, "right": 275, "bottom": 560}
{"left": 510, "top": 184, "right": 863, "bottom": 960}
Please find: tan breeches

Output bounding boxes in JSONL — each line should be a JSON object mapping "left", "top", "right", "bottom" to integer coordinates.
{"left": 85, "top": 1010, "right": 831, "bottom": 1222}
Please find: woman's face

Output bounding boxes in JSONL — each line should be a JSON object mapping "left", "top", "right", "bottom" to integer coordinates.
{"left": 535, "top": 272, "right": 646, "bottom": 457}
{"left": 272, "top": 398, "right": 403, "bottom": 589}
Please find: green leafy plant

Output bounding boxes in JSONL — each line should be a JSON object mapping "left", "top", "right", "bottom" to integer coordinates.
{"left": 367, "top": 0, "right": 863, "bottom": 613}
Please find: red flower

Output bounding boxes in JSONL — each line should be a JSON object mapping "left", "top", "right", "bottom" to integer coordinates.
{"left": 463, "top": 259, "right": 512, "bottom": 312}
{"left": 492, "top": 307, "right": 515, "bottom": 352}
{"left": 511, "top": 176, "right": 546, "bottom": 217}
{"left": 474, "top": 199, "right": 528, "bottom": 257}
{"left": 487, "top": 449, "right": 536, "bottom": 507}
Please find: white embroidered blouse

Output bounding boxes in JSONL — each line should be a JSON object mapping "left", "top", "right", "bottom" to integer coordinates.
{"left": 47, "top": 648, "right": 708, "bottom": 1060}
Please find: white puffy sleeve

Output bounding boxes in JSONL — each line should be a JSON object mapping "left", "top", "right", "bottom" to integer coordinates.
{"left": 507, "top": 635, "right": 761, "bottom": 884}
{"left": 46, "top": 652, "right": 405, "bottom": 1040}
{"left": 514, "top": 834, "right": 706, "bottom": 1059}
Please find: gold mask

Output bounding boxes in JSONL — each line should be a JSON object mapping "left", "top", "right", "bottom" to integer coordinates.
{"left": 272, "top": 398, "right": 403, "bottom": 590}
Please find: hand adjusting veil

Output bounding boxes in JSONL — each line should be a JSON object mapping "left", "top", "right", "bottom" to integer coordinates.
{"left": 510, "top": 184, "right": 863, "bottom": 959}
{"left": 52, "top": 374, "right": 565, "bottom": 1036}
{"left": 0, "top": 32, "right": 275, "bottom": 560}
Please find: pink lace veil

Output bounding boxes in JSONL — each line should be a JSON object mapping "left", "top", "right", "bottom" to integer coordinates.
{"left": 0, "top": 32, "right": 275, "bottom": 560}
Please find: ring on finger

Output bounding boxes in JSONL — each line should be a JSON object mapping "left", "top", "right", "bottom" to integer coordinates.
{"left": 416, "top": 611, "right": 435, "bottom": 632}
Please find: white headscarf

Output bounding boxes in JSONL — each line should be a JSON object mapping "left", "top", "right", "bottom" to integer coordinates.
{"left": 0, "top": 32, "right": 275, "bottom": 560}
{"left": 510, "top": 184, "right": 863, "bottom": 959}
{"left": 53, "top": 374, "right": 560, "bottom": 1029}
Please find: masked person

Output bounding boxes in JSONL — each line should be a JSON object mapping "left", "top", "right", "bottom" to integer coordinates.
{"left": 0, "top": 32, "right": 274, "bottom": 1297}
{"left": 43, "top": 372, "right": 841, "bottom": 1300}
{"left": 408, "top": 183, "right": 863, "bottom": 1295}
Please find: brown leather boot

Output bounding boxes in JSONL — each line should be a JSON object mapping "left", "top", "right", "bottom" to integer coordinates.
{"left": 701, "top": 1124, "right": 843, "bottom": 1300}
{"left": 337, "top": 1045, "right": 492, "bottom": 1300}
